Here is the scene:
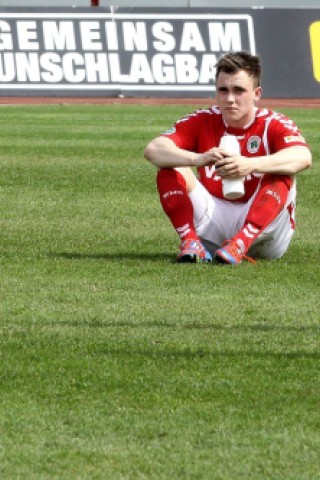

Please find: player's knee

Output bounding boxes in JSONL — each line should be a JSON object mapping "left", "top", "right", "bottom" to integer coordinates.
{"left": 156, "top": 168, "right": 186, "bottom": 190}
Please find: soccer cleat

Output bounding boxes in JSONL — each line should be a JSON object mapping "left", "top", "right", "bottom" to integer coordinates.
{"left": 215, "top": 240, "right": 256, "bottom": 265}
{"left": 177, "top": 238, "right": 212, "bottom": 263}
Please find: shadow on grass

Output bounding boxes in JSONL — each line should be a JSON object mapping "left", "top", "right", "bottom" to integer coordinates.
{"left": 93, "top": 348, "right": 320, "bottom": 360}
{"left": 50, "top": 251, "right": 175, "bottom": 262}
{"left": 60, "top": 318, "right": 320, "bottom": 334}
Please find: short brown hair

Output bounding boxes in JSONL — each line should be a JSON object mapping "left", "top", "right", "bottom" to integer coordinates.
{"left": 215, "top": 51, "right": 262, "bottom": 87}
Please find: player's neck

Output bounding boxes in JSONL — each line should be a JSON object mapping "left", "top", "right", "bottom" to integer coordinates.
{"left": 223, "top": 107, "right": 258, "bottom": 130}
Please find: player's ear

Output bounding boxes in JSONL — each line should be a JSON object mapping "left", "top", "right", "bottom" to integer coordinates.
{"left": 254, "top": 86, "right": 262, "bottom": 102}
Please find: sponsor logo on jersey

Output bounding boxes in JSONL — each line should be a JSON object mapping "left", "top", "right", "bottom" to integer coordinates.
{"left": 247, "top": 136, "right": 261, "bottom": 153}
{"left": 284, "top": 135, "right": 306, "bottom": 144}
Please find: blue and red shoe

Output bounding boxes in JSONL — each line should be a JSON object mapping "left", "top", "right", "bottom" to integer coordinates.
{"left": 177, "top": 239, "right": 212, "bottom": 263}
{"left": 215, "top": 240, "right": 256, "bottom": 265}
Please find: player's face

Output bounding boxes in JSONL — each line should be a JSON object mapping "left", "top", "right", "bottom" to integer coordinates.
{"left": 215, "top": 70, "right": 261, "bottom": 128}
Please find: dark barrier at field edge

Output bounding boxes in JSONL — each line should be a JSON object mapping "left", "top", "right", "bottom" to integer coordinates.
{"left": 0, "top": 7, "right": 319, "bottom": 98}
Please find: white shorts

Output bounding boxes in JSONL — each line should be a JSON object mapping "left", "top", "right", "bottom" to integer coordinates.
{"left": 189, "top": 180, "right": 296, "bottom": 259}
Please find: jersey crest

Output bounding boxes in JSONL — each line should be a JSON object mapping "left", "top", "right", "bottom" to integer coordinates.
{"left": 247, "top": 136, "right": 261, "bottom": 154}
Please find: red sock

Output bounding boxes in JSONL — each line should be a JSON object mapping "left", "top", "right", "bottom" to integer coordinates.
{"left": 231, "top": 174, "right": 292, "bottom": 253}
{"left": 156, "top": 169, "right": 198, "bottom": 241}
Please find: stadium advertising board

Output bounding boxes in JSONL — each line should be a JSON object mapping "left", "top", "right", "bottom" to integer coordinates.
{"left": 0, "top": 8, "right": 319, "bottom": 97}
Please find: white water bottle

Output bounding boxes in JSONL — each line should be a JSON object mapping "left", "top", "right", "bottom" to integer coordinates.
{"left": 219, "top": 135, "right": 245, "bottom": 200}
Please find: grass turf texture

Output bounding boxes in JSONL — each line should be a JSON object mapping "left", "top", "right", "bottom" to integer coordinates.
{"left": 0, "top": 104, "right": 319, "bottom": 479}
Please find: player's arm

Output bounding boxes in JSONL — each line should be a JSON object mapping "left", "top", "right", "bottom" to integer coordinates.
{"left": 251, "top": 145, "right": 312, "bottom": 175}
{"left": 215, "top": 145, "right": 312, "bottom": 179}
{"left": 144, "top": 136, "right": 196, "bottom": 168}
{"left": 144, "top": 136, "right": 222, "bottom": 169}
{"left": 251, "top": 115, "right": 312, "bottom": 175}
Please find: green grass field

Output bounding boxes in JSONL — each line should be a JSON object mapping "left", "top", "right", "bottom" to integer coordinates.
{"left": 0, "top": 103, "right": 319, "bottom": 479}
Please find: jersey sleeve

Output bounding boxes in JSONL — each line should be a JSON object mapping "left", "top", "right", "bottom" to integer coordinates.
{"left": 161, "top": 110, "right": 203, "bottom": 151}
{"left": 268, "top": 113, "right": 309, "bottom": 152}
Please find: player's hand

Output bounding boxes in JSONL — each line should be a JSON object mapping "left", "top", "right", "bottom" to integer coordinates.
{"left": 195, "top": 147, "right": 226, "bottom": 167}
{"left": 215, "top": 155, "right": 253, "bottom": 178}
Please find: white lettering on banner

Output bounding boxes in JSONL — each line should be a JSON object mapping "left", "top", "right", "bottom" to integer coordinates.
{"left": 16, "top": 52, "right": 40, "bottom": 81}
{"left": 208, "top": 23, "right": 242, "bottom": 51}
{"left": 0, "top": 21, "right": 13, "bottom": 50}
{"left": 17, "top": 21, "right": 39, "bottom": 50}
{"left": 152, "top": 54, "right": 174, "bottom": 83}
{"left": 41, "top": 53, "right": 63, "bottom": 82}
{"left": 43, "top": 22, "right": 76, "bottom": 50}
{"left": 108, "top": 53, "right": 130, "bottom": 82}
{"left": 85, "top": 53, "right": 109, "bottom": 82}
{"left": 122, "top": 22, "right": 148, "bottom": 51}
{"left": 80, "top": 22, "right": 103, "bottom": 51}
{"left": 0, "top": 51, "right": 219, "bottom": 84}
{"left": 130, "top": 53, "right": 154, "bottom": 82}
{"left": 63, "top": 53, "right": 85, "bottom": 82}
{"left": 0, "top": 13, "right": 256, "bottom": 91}
{"left": 0, "top": 53, "right": 15, "bottom": 81}
{"left": 105, "top": 21, "right": 118, "bottom": 50}
{"left": 180, "top": 23, "right": 206, "bottom": 52}
{"left": 152, "top": 22, "right": 175, "bottom": 52}
{"left": 199, "top": 54, "right": 216, "bottom": 83}
{"left": 176, "top": 55, "right": 199, "bottom": 83}
{"left": 0, "top": 52, "right": 111, "bottom": 83}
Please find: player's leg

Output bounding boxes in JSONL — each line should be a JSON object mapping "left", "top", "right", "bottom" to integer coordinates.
{"left": 215, "top": 174, "right": 293, "bottom": 264}
{"left": 189, "top": 182, "right": 228, "bottom": 257}
{"left": 248, "top": 193, "right": 296, "bottom": 259}
{"left": 156, "top": 167, "right": 212, "bottom": 262}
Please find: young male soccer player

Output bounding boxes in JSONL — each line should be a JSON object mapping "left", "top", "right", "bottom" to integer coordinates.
{"left": 144, "top": 51, "right": 312, "bottom": 265}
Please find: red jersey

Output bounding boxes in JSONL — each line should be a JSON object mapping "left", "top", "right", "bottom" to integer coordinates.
{"left": 162, "top": 106, "right": 308, "bottom": 202}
